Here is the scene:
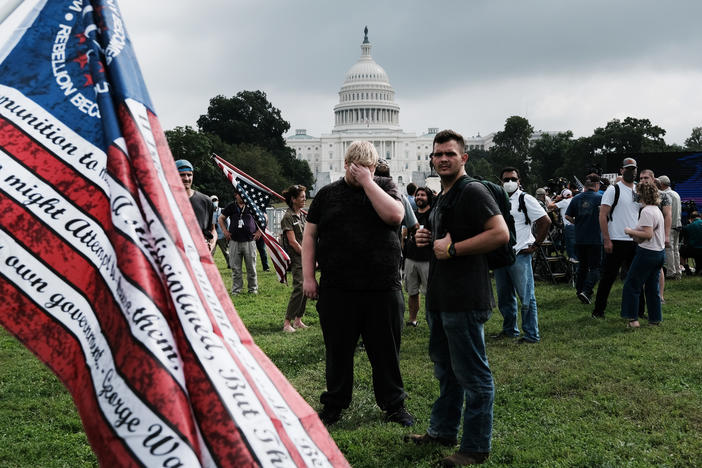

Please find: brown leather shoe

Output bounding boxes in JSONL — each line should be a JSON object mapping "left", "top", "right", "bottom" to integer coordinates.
{"left": 439, "top": 451, "right": 489, "bottom": 466}
{"left": 404, "top": 433, "right": 457, "bottom": 447}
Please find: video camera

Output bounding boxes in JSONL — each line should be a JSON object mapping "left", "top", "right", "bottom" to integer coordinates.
{"left": 545, "top": 177, "right": 569, "bottom": 197}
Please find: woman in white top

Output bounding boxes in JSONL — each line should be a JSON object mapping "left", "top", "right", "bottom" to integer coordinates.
{"left": 621, "top": 182, "right": 665, "bottom": 327}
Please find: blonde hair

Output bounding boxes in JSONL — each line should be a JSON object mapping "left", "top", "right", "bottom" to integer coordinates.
{"left": 344, "top": 141, "right": 378, "bottom": 166}
{"left": 637, "top": 181, "right": 660, "bottom": 206}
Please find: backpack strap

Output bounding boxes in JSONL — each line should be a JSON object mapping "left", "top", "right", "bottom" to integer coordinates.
{"left": 518, "top": 192, "right": 531, "bottom": 225}
{"left": 435, "top": 176, "right": 471, "bottom": 237}
{"left": 607, "top": 184, "right": 620, "bottom": 222}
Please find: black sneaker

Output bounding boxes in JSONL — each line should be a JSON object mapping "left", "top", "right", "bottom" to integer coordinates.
{"left": 317, "top": 406, "right": 342, "bottom": 426}
{"left": 404, "top": 433, "right": 457, "bottom": 447}
{"left": 490, "top": 331, "right": 518, "bottom": 340}
{"left": 517, "top": 337, "right": 538, "bottom": 344}
{"left": 439, "top": 451, "right": 489, "bottom": 466}
{"left": 385, "top": 406, "right": 415, "bottom": 427}
{"left": 406, "top": 321, "right": 418, "bottom": 327}
{"left": 577, "top": 292, "right": 591, "bottom": 304}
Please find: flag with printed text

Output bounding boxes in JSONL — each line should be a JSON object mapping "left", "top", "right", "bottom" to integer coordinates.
{"left": 0, "top": 1, "right": 346, "bottom": 467}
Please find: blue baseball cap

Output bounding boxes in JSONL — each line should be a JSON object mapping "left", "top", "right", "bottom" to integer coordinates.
{"left": 175, "top": 159, "right": 193, "bottom": 172}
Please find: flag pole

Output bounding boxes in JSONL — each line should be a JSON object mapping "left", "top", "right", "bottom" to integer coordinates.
{"left": 211, "top": 153, "right": 286, "bottom": 203}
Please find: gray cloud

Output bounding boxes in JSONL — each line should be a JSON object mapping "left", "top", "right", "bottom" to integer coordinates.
{"left": 119, "top": 0, "right": 702, "bottom": 144}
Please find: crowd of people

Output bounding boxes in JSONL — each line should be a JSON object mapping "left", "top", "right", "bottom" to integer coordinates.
{"left": 175, "top": 129, "right": 700, "bottom": 466}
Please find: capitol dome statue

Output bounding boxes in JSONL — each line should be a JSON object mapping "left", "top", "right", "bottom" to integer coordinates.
{"left": 333, "top": 27, "right": 401, "bottom": 132}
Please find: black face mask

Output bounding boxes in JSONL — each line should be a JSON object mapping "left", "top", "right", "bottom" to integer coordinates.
{"left": 622, "top": 169, "right": 636, "bottom": 183}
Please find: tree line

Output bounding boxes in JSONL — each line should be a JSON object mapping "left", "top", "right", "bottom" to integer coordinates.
{"left": 166, "top": 89, "right": 702, "bottom": 202}
{"left": 469, "top": 116, "right": 702, "bottom": 192}
{"left": 166, "top": 90, "right": 314, "bottom": 205}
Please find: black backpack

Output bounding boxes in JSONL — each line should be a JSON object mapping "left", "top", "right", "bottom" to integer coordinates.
{"left": 606, "top": 184, "right": 621, "bottom": 222}
{"left": 517, "top": 192, "right": 530, "bottom": 225}
{"left": 444, "top": 175, "right": 517, "bottom": 270}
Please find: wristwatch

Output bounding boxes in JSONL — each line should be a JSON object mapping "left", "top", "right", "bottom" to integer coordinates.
{"left": 447, "top": 242, "right": 456, "bottom": 258}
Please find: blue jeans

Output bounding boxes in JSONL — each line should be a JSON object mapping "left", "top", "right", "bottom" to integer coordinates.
{"left": 621, "top": 247, "right": 664, "bottom": 322}
{"left": 426, "top": 308, "right": 493, "bottom": 453}
{"left": 564, "top": 224, "right": 577, "bottom": 260}
{"left": 494, "top": 253, "right": 540, "bottom": 342}
{"left": 576, "top": 244, "right": 601, "bottom": 297}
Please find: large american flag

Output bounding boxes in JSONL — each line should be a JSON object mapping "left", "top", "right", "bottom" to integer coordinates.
{"left": 0, "top": 1, "right": 346, "bottom": 467}
{"left": 212, "top": 154, "right": 291, "bottom": 283}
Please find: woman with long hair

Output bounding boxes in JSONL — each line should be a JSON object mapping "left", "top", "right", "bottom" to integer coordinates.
{"left": 622, "top": 182, "right": 665, "bottom": 328}
{"left": 281, "top": 185, "right": 308, "bottom": 332}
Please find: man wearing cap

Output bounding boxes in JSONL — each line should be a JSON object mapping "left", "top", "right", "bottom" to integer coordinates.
{"left": 175, "top": 159, "right": 216, "bottom": 252}
{"left": 210, "top": 195, "right": 230, "bottom": 268}
{"left": 592, "top": 157, "right": 642, "bottom": 319}
{"left": 565, "top": 174, "right": 602, "bottom": 304}
{"left": 535, "top": 187, "right": 550, "bottom": 212}
{"left": 659, "top": 176, "right": 682, "bottom": 279}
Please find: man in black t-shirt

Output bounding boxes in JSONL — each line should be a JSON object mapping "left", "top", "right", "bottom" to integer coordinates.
{"left": 403, "top": 187, "right": 433, "bottom": 327}
{"left": 175, "top": 159, "right": 215, "bottom": 253}
{"left": 302, "top": 140, "right": 414, "bottom": 428}
{"left": 407, "top": 130, "right": 509, "bottom": 467}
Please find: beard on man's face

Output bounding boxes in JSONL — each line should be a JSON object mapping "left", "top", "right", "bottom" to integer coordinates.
{"left": 415, "top": 198, "right": 427, "bottom": 208}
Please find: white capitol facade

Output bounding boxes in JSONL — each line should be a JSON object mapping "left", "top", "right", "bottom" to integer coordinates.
{"left": 286, "top": 28, "right": 552, "bottom": 193}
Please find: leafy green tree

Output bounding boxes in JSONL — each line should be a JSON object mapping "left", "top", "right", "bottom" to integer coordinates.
{"left": 165, "top": 125, "right": 222, "bottom": 197}
{"left": 165, "top": 127, "right": 289, "bottom": 205}
{"left": 465, "top": 148, "right": 498, "bottom": 182}
{"left": 196, "top": 91, "right": 314, "bottom": 190}
{"left": 489, "top": 115, "right": 534, "bottom": 184}
{"left": 590, "top": 117, "right": 667, "bottom": 155}
{"left": 555, "top": 136, "right": 603, "bottom": 181}
{"left": 684, "top": 126, "right": 702, "bottom": 150}
{"left": 529, "top": 131, "right": 573, "bottom": 185}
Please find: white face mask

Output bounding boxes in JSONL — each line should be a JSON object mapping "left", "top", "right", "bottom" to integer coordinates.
{"left": 503, "top": 181, "right": 519, "bottom": 193}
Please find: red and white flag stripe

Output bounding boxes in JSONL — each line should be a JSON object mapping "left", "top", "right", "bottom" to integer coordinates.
{"left": 0, "top": 1, "right": 347, "bottom": 466}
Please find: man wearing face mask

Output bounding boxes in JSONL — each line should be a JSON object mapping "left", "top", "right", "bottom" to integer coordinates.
{"left": 592, "top": 157, "right": 642, "bottom": 319}
{"left": 493, "top": 167, "right": 550, "bottom": 343}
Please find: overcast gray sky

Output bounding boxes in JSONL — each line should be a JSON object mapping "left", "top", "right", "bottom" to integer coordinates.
{"left": 118, "top": 0, "right": 702, "bottom": 145}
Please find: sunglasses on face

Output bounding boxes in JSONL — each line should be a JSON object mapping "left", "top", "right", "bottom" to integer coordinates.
{"left": 502, "top": 177, "right": 518, "bottom": 182}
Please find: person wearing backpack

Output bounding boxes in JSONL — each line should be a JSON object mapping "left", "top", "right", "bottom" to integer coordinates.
{"left": 493, "top": 167, "right": 551, "bottom": 344}
{"left": 406, "top": 130, "right": 509, "bottom": 467}
{"left": 592, "top": 158, "right": 642, "bottom": 319}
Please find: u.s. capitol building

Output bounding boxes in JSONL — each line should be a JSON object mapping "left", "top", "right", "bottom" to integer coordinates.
{"left": 286, "top": 28, "right": 552, "bottom": 193}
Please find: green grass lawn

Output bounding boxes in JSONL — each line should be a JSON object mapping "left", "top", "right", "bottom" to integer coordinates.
{"left": 1, "top": 250, "right": 701, "bottom": 467}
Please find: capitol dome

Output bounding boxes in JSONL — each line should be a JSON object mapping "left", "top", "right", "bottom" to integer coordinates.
{"left": 333, "top": 27, "right": 401, "bottom": 132}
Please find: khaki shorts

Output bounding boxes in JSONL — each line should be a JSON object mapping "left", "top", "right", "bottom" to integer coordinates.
{"left": 404, "top": 258, "right": 429, "bottom": 295}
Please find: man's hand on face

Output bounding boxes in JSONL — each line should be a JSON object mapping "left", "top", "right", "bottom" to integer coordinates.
{"left": 349, "top": 162, "right": 373, "bottom": 187}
